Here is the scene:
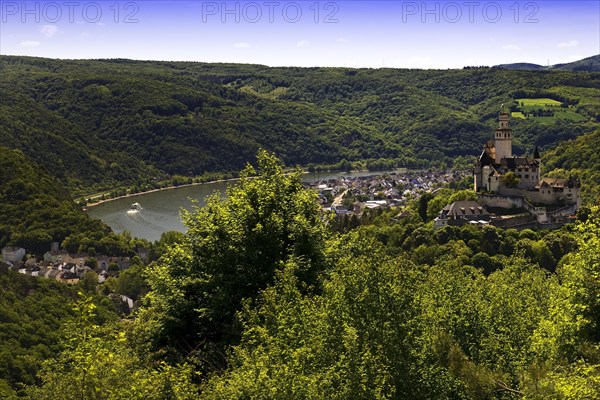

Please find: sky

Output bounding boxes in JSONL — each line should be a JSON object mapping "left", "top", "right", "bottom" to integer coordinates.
{"left": 1, "top": 0, "right": 598, "bottom": 68}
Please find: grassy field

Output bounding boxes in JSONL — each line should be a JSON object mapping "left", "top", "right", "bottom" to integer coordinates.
{"left": 529, "top": 116, "right": 557, "bottom": 124}
{"left": 517, "top": 98, "right": 562, "bottom": 107}
{"left": 515, "top": 97, "right": 589, "bottom": 123}
{"left": 555, "top": 110, "right": 588, "bottom": 122}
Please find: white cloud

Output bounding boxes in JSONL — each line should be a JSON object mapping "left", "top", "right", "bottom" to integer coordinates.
{"left": 40, "top": 25, "right": 58, "bottom": 38}
{"left": 234, "top": 42, "right": 251, "bottom": 48}
{"left": 336, "top": 37, "right": 348, "bottom": 43}
{"left": 557, "top": 40, "right": 579, "bottom": 48}
{"left": 297, "top": 40, "right": 310, "bottom": 47}
{"left": 502, "top": 44, "right": 521, "bottom": 50}
{"left": 97, "top": 22, "right": 105, "bottom": 26}
{"left": 20, "top": 41, "right": 41, "bottom": 47}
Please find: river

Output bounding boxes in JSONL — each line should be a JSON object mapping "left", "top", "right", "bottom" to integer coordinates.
{"left": 85, "top": 170, "right": 399, "bottom": 242}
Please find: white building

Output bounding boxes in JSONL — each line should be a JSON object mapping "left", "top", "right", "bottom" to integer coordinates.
{"left": 2, "top": 246, "right": 26, "bottom": 263}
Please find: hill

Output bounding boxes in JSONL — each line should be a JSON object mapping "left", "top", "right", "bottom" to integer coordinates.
{"left": 493, "top": 62, "right": 547, "bottom": 71}
{"left": 494, "top": 54, "right": 600, "bottom": 72}
{"left": 543, "top": 128, "right": 600, "bottom": 203}
{"left": 0, "top": 146, "right": 128, "bottom": 255}
{"left": 1, "top": 56, "right": 599, "bottom": 195}
{"left": 553, "top": 54, "right": 600, "bottom": 72}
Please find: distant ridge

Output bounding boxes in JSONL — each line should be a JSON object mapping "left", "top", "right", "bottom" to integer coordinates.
{"left": 494, "top": 54, "right": 600, "bottom": 72}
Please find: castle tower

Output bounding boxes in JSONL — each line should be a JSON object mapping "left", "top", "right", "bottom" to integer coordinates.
{"left": 494, "top": 112, "right": 512, "bottom": 161}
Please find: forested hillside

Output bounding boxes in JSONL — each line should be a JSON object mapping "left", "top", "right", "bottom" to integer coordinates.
{"left": 12, "top": 152, "right": 598, "bottom": 399}
{"left": 0, "top": 146, "right": 142, "bottom": 256}
{"left": 2, "top": 56, "right": 600, "bottom": 399}
{"left": 0, "top": 267, "right": 122, "bottom": 398}
{"left": 543, "top": 128, "right": 600, "bottom": 202}
{"left": 1, "top": 56, "right": 598, "bottom": 195}
{"left": 494, "top": 54, "right": 600, "bottom": 72}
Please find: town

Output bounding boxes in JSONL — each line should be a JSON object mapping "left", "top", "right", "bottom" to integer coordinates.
{"left": 2, "top": 113, "right": 582, "bottom": 292}
{"left": 1, "top": 168, "right": 469, "bottom": 282}
{"left": 309, "top": 168, "right": 469, "bottom": 215}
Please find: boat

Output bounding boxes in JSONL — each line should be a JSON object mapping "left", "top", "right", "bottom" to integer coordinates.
{"left": 130, "top": 202, "right": 142, "bottom": 211}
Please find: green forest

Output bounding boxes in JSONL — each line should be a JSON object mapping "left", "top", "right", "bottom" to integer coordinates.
{"left": 1, "top": 56, "right": 600, "bottom": 398}
{"left": 0, "top": 152, "right": 598, "bottom": 399}
{"left": 1, "top": 56, "right": 599, "bottom": 196}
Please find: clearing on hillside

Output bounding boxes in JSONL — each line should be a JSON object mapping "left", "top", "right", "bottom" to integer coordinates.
{"left": 516, "top": 98, "right": 562, "bottom": 107}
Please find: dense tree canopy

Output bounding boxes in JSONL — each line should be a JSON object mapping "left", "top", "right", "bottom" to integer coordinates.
{"left": 1, "top": 53, "right": 599, "bottom": 397}
{"left": 135, "top": 151, "right": 329, "bottom": 367}
{"left": 2, "top": 150, "right": 598, "bottom": 399}
{"left": 2, "top": 56, "right": 598, "bottom": 194}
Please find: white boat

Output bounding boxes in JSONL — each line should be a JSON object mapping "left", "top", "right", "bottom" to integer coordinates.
{"left": 130, "top": 202, "right": 142, "bottom": 211}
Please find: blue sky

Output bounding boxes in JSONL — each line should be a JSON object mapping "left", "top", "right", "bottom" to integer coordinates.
{"left": 1, "top": 1, "right": 598, "bottom": 68}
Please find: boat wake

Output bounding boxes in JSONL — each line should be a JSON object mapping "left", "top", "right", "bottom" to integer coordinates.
{"left": 125, "top": 208, "right": 170, "bottom": 231}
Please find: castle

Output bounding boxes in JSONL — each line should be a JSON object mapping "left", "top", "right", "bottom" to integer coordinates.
{"left": 474, "top": 111, "right": 581, "bottom": 207}
{"left": 435, "top": 111, "right": 580, "bottom": 229}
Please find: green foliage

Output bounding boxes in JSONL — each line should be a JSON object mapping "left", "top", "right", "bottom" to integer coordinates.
{"left": 0, "top": 269, "right": 76, "bottom": 395}
{"left": 202, "top": 229, "right": 566, "bottom": 399}
{"left": 0, "top": 146, "right": 141, "bottom": 256}
{"left": 136, "top": 150, "right": 329, "bottom": 366}
{"left": 543, "top": 128, "right": 600, "bottom": 204}
{"left": 27, "top": 294, "right": 197, "bottom": 400}
{"left": 112, "top": 263, "right": 147, "bottom": 301}
{"left": 0, "top": 147, "right": 111, "bottom": 253}
{"left": 202, "top": 235, "right": 437, "bottom": 399}
{"left": 1, "top": 56, "right": 598, "bottom": 194}
{"left": 500, "top": 171, "right": 520, "bottom": 188}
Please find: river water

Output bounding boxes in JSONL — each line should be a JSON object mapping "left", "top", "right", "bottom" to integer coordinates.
{"left": 85, "top": 170, "right": 398, "bottom": 242}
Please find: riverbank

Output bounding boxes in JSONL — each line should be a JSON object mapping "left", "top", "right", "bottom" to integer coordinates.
{"left": 83, "top": 177, "right": 241, "bottom": 209}
{"left": 82, "top": 169, "right": 404, "bottom": 210}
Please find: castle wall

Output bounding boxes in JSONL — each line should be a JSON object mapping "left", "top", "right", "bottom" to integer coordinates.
{"left": 478, "top": 193, "right": 524, "bottom": 209}
{"left": 474, "top": 167, "right": 483, "bottom": 192}
{"left": 516, "top": 170, "right": 540, "bottom": 190}
{"left": 490, "top": 214, "right": 535, "bottom": 228}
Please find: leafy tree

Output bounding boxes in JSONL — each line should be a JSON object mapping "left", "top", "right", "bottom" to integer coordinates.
{"left": 500, "top": 171, "right": 520, "bottom": 188}
{"left": 27, "top": 295, "right": 197, "bottom": 400}
{"left": 418, "top": 192, "right": 435, "bottom": 222}
{"left": 202, "top": 234, "right": 447, "bottom": 399}
{"left": 136, "top": 151, "right": 329, "bottom": 366}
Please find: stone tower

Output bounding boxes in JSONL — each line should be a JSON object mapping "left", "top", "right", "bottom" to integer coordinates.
{"left": 494, "top": 112, "right": 512, "bottom": 161}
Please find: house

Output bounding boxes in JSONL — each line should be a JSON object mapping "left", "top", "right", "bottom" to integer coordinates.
{"left": 333, "top": 205, "right": 350, "bottom": 215}
{"left": 63, "top": 253, "right": 89, "bottom": 266}
{"left": 434, "top": 201, "right": 490, "bottom": 229}
{"left": 43, "top": 249, "right": 69, "bottom": 263}
{"left": 2, "top": 246, "right": 26, "bottom": 263}
{"left": 60, "top": 271, "right": 79, "bottom": 284}
{"left": 98, "top": 256, "right": 130, "bottom": 271}
{"left": 536, "top": 177, "right": 580, "bottom": 204}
